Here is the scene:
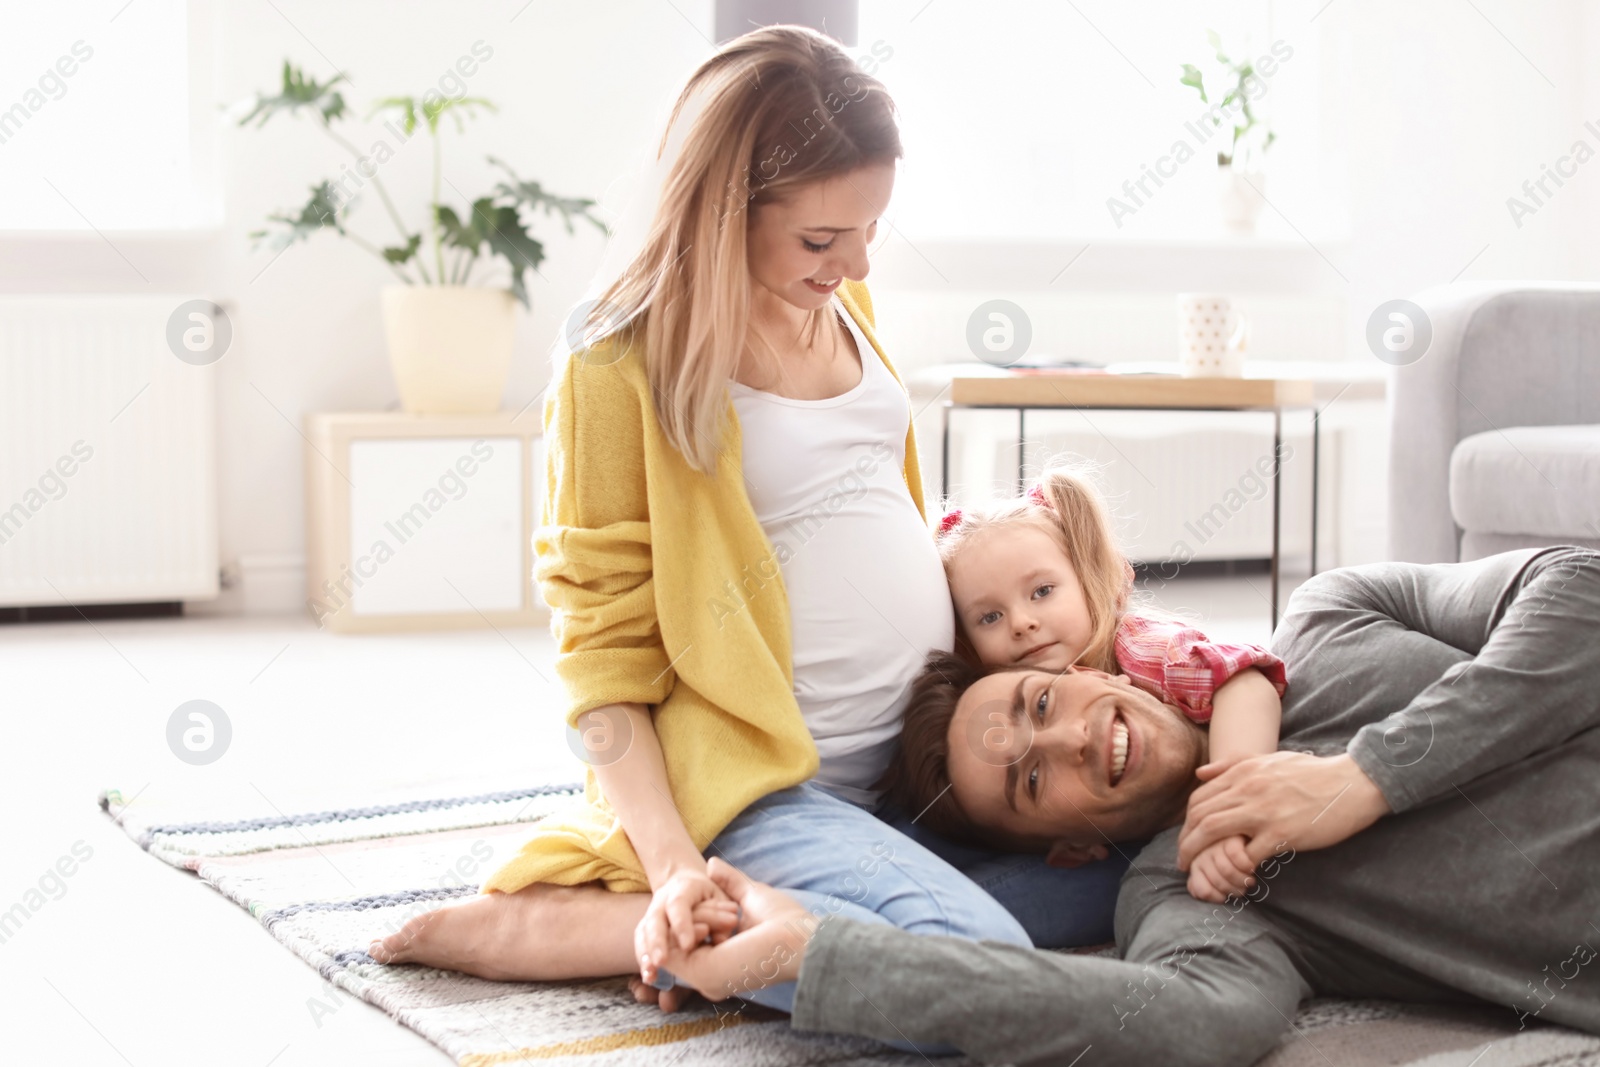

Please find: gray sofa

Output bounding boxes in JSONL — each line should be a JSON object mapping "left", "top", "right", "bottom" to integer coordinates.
{"left": 1389, "top": 282, "right": 1600, "bottom": 563}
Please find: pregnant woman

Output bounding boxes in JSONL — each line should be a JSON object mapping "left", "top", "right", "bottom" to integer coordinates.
{"left": 368, "top": 24, "right": 1124, "bottom": 1020}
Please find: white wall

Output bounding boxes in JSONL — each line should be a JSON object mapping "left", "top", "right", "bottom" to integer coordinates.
{"left": 2, "top": 0, "right": 1598, "bottom": 612}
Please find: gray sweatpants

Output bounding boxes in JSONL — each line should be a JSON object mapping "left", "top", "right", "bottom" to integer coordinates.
{"left": 790, "top": 547, "right": 1600, "bottom": 1066}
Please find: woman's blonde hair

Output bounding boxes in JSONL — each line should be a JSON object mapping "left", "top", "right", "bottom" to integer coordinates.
{"left": 581, "top": 25, "right": 902, "bottom": 474}
{"left": 935, "top": 464, "right": 1136, "bottom": 673}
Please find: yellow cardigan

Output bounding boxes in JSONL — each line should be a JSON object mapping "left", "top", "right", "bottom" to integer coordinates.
{"left": 482, "top": 280, "right": 931, "bottom": 895}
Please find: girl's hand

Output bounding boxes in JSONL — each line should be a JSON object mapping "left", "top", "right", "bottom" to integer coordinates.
{"left": 1186, "top": 834, "right": 1256, "bottom": 903}
{"left": 1177, "top": 752, "right": 1391, "bottom": 871}
{"left": 635, "top": 864, "right": 733, "bottom": 985}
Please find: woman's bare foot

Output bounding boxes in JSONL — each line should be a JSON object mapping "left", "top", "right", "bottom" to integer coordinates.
{"left": 368, "top": 882, "right": 648, "bottom": 982}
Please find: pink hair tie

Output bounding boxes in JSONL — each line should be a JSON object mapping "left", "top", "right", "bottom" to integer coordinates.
{"left": 1027, "top": 483, "right": 1052, "bottom": 509}
{"left": 937, "top": 508, "right": 964, "bottom": 537}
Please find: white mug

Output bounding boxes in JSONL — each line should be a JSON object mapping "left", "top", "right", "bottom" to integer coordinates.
{"left": 1177, "top": 293, "right": 1250, "bottom": 377}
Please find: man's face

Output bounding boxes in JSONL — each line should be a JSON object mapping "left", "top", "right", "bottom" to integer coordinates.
{"left": 946, "top": 667, "right": 1207, "bottom": 849}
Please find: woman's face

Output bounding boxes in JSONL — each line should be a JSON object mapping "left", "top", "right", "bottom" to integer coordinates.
{"left": 745, "top": 161, "right": 895, "bottom": 311}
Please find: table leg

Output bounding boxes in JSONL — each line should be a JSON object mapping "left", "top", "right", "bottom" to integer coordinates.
{"left": 1310, "top": 404, "right": 1320, "bottom": 577}
{"left": 1271, "top": 408, "right": 1282, "bottom": 630}
{"left": 941, "top": 401, "right": 951, "bottom": 500}
{"left": 1017, "top": 408, "right": 1026, "bottom": 496}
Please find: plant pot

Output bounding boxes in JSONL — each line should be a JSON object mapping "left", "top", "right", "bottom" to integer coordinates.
{"left": 380, "top": 285, "right": 516, "bottom": 414}
{"left": 1217, "top": 164, "right": 1266, "bottom": 235}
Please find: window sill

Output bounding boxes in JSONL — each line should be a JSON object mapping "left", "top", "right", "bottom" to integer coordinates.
{"left": 0, "top": 227, "right": 230, "bottom": 241}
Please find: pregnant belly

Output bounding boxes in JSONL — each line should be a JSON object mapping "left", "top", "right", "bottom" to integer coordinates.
{"left": 770, "top": 490, "right": 954, "bottom": 740}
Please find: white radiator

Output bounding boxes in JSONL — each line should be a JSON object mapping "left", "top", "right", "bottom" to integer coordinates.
{"left": 0, "top": 295, "right": 218, "bottom": 607}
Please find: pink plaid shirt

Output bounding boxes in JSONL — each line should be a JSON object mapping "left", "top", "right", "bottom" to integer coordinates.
{"left": 1112, "top": 613, "right": 1287, "bottom": 724}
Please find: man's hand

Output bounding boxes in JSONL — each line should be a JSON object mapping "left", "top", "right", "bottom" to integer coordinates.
{"left": 635, "top": 862, "right": 733, "bottom": 987}
{"left": 1186, "top": 834, "right": 1257, "bottom": 903}
{"left": 656, "top": 858, "right": 816, "bottom": 1003}
{"left": 1177, "top": 752, "right": 1391, "bottom": 871}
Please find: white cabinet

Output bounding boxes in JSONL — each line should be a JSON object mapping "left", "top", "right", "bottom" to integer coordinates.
{"left": 304, "top": 412, "right": 545, "bottom": 632}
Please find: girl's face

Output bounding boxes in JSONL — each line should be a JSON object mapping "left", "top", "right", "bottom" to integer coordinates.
{"left": 745, "top": 161, "right": 894, "bottom": 311}
{"left": 948, "top": 524, "right": 1095, "bottom": 673}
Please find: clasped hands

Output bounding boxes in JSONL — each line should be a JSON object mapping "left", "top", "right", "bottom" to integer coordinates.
{"left": 630, "top": 858, "right": 815, "bottom": 1012}
{"left": 1177, "top": 751, "right": 1391, "bottom": 902}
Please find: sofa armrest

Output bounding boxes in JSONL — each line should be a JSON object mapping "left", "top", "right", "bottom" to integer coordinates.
{"left": 1388, "top": 282, "right": 1600, "bottom": 563}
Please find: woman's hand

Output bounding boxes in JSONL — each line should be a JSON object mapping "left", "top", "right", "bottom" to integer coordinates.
{"left": 627, "top": 897, "right": 745, "bottom": 1012}
{"left": 635, "top": 863, "right": 733, "bottom": 986}
{"left": 656, "top": 858, "right": 816, "bottom": 1003}
{"left": 1177, "top": 752, "right": 1391, "bottom": 871}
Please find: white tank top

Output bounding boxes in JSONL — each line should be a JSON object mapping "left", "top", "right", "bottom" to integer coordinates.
{"left": 730, "top": 299, "right": 954, "bottom": 807}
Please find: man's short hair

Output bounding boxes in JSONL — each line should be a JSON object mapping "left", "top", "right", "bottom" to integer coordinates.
{"left": 877, "top": 649, "right": 1031, "bottom": 847}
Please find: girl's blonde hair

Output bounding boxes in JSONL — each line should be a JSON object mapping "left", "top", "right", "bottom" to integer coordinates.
{"left": 581, "top": 26, "right": 902, "bottom": 475}
{"left": 935, "top": 464, "right": 1135, "bottom": 673}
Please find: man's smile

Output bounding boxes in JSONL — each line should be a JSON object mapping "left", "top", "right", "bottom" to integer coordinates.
{"left": 1110, "top": 711, "right": 1132, "bottom": 787}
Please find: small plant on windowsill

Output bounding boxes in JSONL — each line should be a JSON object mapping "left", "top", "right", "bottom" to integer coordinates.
{"left": 1180, "top": 31, "right": 1278, "bottom": 235}
{"left": 238, "top": 61, "right": 609, "bottom": 413}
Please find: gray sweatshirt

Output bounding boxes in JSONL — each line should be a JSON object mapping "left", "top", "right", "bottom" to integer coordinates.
{"left": 791, "top": 547, "right": 1600, "bottom": 1066}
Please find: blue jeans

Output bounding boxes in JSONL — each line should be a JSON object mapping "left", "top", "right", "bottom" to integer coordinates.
{"left": 880, "top": 804, "right": 1135, "bottom": 950}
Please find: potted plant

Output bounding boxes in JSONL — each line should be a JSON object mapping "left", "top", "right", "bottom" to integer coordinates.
{"left": 239, "top": 62, "right": 608, "bottom": 413}
{"left": 1180, "top": 32, "right": 1278, "bottom": 235}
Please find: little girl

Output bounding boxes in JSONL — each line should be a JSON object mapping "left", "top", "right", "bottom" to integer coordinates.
{"left": 892, "top": 464, "right": 1287, "bottom": 903}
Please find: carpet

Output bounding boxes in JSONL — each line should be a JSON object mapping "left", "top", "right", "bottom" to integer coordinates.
{"left": 99, "top": 782, "right": 1600, "bottom": 1066}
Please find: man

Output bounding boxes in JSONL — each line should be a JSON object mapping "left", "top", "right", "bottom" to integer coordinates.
{"left": 662, "top": 547, "right": 1600, "bottom": 1065}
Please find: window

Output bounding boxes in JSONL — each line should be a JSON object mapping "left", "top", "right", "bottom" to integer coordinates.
{"left": 0, "top": 0, "right": 220, "bottom": 231}
{"left": 857, "top": 0, "right": 1344, "bottom": 242}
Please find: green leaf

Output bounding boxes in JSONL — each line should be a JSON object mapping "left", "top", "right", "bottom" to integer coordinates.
{"left": 430, "top": 198, "right": 542, "bottom": 309}
{"left": 434, "top": 204, "right": 468, "bottom": 246}
{"left": 477, "top": 202, "right": 544, "bottom": 311}
{"left": 427, "top": 95, "right": 497, "bottom": 135}
{"left": 369, "top": 94, "right": 497, "bottom": 136}
{"left": 486, "top": 156, "right": 610, "bottom": 238}
{"left": 250, "top": 181, "right": 348, "bottom": 251}
{"left": 1206, "top": 28, "right": 1231, "bottom": 65}
{"left": 368, "top": 95, "right": 418, "bottom": 135}
{"left": 1178, "top": 63, "right": 1208, "bottom": 102}
{"left": 434, "top": 201, "right": 483, "bottom": 254}
{"left": 381, "top": 233, "right": 423, "bottom": 264}
{"left": 238, "top": 60, "right": 347, "bottom": 128}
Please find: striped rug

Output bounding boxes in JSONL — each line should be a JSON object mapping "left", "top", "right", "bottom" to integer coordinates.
{"left": 99, "top": 783, "right": 1600, "bottom": 1066}
{"left": 98, "top": 781, "right": 949, "bottom": 1066}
